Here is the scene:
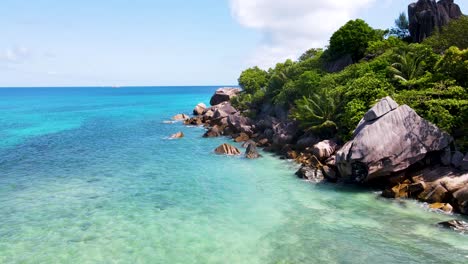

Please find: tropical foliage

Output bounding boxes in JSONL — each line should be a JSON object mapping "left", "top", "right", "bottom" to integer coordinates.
{"left": 234, "top": 12, "right": 468, "bottom": 151}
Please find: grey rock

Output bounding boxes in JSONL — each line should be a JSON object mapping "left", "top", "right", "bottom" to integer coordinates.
{"left": 209, "top": 87, "right": 241, "bottom": 106}
{"left": 364, "top": 96, "right": 399, "bottom": 121}
{"left": 462, "top": 153, "right": 468, "bottom": 171}
{"left": 336, "top": 97, "right": 452, "bottom": 182}
{"left": 440, "top": 147, "right": 452, "bottom": 166}
{"left": 451, "top": 151, "right": 464, "bottom": 168}
{"left": 245, "top": 142, "right": 261, "bottom": 159}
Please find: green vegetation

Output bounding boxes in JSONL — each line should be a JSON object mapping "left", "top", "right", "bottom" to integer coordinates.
{"left": 234, "top": 13, "right": 468, "bottom": 151}
{"left": 423, "top": 15, "right": 468, "bottom": 53}
{"left": 324, "top": 19, "right": 384, "bottom": 62}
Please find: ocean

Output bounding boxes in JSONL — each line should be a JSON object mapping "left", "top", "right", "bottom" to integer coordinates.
{"left": 0, "top": 87, "right": 467, "bottom": 263}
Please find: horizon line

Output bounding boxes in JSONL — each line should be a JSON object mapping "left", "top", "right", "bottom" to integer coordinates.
{"left": 0, "top": 85, "right": 239, "bottom": 89}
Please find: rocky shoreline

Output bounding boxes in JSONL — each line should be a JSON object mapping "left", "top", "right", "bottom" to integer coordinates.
{"left": 174, "top": 87, "right": 468, "bottom": 232}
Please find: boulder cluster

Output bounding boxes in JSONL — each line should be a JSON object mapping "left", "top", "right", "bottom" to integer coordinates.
{"left": 409, "top": 0, "right": 463, "bottom": 42}
{"left": 176, "top": 88, "right": 468, "bottom": 220}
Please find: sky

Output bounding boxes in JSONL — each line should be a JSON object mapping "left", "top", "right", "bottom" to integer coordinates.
{"left": 0, "top": 0, "right": 466, "bottom": 87}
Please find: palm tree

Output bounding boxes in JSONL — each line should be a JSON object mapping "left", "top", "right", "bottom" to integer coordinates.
{"left": 291, "top": 89, "right": 340, "bottom": 135}
{"left": 388, "top": 51, "right": 425, "bottom": 82}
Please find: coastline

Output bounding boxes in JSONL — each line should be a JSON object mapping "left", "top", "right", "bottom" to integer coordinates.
{"left": 178, "top": 87, "right": 468, "bottom": 231}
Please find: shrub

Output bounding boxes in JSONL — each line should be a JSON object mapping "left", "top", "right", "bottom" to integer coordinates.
{"left": 326, "top": 19, "right": 384, "bottom": 62}
{"left": 238, "top": 67, "right": 268, "bottom": 94}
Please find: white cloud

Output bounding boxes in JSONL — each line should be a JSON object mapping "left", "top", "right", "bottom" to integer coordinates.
{"left": 0, "top": 46, "right": 31, "bottom": 63}
{"left": 230, "top": 0, "right": 377, "bottom": 68}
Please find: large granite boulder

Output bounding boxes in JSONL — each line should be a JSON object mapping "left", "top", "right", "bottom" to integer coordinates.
{"left": 209, "top": 87, "right": 241, "bottom": 106}
{"left": 408, "top": 0, "right": 463, "bottom": 43}
{"left": 214, "top": 143, "right": 241, "bottom": 155}
{"left": 438, "top": 0, "right": 463, "bottom": 25}
{"left": 336, "top": 97, "right": 452, "bottom": 182}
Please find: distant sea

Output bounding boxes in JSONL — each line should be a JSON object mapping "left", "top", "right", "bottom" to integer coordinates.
{"left": 0, "top": 87, "right": 467, "bottom": 263}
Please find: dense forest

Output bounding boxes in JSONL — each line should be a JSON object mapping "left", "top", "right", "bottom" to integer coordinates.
{"left": 232, "top": 12, "right": 468, "bottom": 152}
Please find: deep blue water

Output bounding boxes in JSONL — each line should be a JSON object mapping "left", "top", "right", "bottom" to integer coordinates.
{"left": 0, "top": 87, "right": 467, "bottom": 263}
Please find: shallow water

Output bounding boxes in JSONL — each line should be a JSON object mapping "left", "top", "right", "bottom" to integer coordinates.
{"left": 0, "top": 87, "right": 466, "bottom": 263}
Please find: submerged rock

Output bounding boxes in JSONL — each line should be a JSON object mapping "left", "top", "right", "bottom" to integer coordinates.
{"left": 209, "top": 87, "right": 241, "bottom": 106}
{"left": 296, "top": 166, "right": 325, "bottom": 183}
{"left": 245, "top": 142, "right": 260, "bottom": 159}
{"left": 172, "top": 114, "right": 190, "bottom": 121}
{"left": 170, "top": 131, "right": 184, "bottom": 139}
{"left": 214, "top": 143, "right": 241, "bottom": 155}
{"left": 438, "top": 220, "right": 468, "bottom": 232}
{"left": 336, "top": 97, "right": 452, "bottom": 182}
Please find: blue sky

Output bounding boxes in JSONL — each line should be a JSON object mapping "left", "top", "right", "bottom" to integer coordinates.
{"left": 0, "top": 0, "right": 466, "bottom": 87}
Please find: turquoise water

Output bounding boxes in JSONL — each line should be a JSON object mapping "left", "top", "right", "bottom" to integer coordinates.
{"left": 0, "top": 87, "right": 467, "bottom": 263}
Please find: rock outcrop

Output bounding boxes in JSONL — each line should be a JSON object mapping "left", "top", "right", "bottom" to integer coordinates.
{"left": 214, "top": 143, "right": 241, "bottom": 155}
{"left": 209, "top": 87, "right": 241, "bottom": 106}
{"left": 336, "top": 97, "right": 452, "bottom": 182}
{"left": 183, "top": 89, "right": 468, "bottom": 218}
{"left": 408, "top": 0, "right": 463, "bottom": 43}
